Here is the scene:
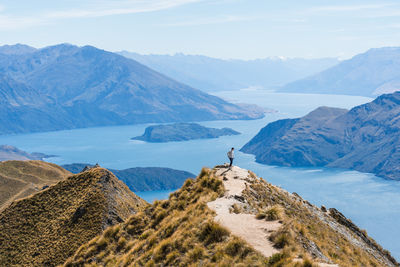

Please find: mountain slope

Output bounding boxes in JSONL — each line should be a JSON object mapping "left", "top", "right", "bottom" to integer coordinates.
{"left": 281, "top": 47, "right": 400, "bottom": 97}
{"left": 65, "top": 166, "right": 397, "bottom": 266}
{"left": 62, "top": 163, "right": 195, "bottom": 191}
{"left": 119, "top": 51, "right": 339, "bottom": 92}
{"left": 0, "top": 145, "right": 52, "bottom": 161}
{"left": 0, "top": 44, "right": 263, "bottom": 135}
{"left": 241, "top": 92, "right": 400, "bottom": 180}
{"left": 0, "top": 160, "right": 70, "bottom": 211}
{"left": 0, "top": 167, "right": 146, "bottom": 266}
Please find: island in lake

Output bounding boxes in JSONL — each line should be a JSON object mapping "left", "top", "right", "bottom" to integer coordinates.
{"left": 131, "top": 122, "right": 240, "bottom": 143}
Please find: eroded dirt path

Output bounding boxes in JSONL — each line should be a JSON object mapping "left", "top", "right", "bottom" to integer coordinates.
{"left": 207, "top": 166, "right": 281, "bottom": 258}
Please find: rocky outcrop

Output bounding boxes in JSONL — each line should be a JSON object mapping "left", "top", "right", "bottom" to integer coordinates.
{"left": 131, "top": 122, "right": 240, "bottom": 143}
{"left": 241, "top": 91, "right": 400, "bottom": 180}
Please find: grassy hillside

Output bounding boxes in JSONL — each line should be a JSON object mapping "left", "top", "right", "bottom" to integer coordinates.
{"left": 0, "top": 160, "right": 70, "bottom": 211}
{"left": 64, "top": 166, "right": 397, "bottom": 266}
{"left": 64, "top": 168, "right": 269, "bottom": 266}
{"left": 0, "top": 167, "right": 146, "bottom": 266}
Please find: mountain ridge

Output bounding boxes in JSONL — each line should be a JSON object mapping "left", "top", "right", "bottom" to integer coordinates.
{"left": 241, "top": 91, "right": 400, "bottom": 180}
{"left": 280, "top": 47, "right": 400, "bottom": 97}
{"left": 0, "top": 44, "right": 263, "bottom": 135}
{"left": 118, "top": 51, "right": 339, "bottom": 92}
{"left": 0, "top": 167, "right": 146, "bottom": 266}
{"left": 65, "top": 165, "right": 397, "bottom": 266}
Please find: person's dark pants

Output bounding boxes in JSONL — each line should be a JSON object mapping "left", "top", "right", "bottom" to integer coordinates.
{"left": 229, "top": 157, "right": 233, "bottom": 167}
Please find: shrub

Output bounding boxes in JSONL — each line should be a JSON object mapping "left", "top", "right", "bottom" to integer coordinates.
{"left": 188, "top": 247, "right": 205, "bottom": 262}
{"left": 270, "top": 233, "right": 290, "bottom": 249}
{"left": 265, "top": 205, "right": 282, "bottom": 221}
{"left": 225, "top": 237, "right": 245, "bottom": 257}
{"left": 231, "top": 204, "right": 241, "bottom": 214}
{"left": 116, "top": 236, "right": 127, "bottom": 251}
{"left": 199, "top": 221, "right": 229, "bottom": 245}
{"left": 268, "top": 253, "right": 286, "bottom": 265}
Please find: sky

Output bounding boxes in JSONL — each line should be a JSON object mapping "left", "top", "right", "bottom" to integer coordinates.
{"left": 1, "top": 0, "right": 400, "bottom": 59}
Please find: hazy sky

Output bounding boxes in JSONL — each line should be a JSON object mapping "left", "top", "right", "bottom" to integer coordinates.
{"left": 1, "top": 0, "right": 400, "bottom": 59}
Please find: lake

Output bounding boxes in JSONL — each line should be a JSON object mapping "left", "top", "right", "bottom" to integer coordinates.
{"left": 1, "top": 91, "right": 399, "bottom": 259}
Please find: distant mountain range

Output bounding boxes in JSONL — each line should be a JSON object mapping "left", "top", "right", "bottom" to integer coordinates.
{"left": 0, "top": 44, "right": 263, "bottom": 135}
{"left": 118, "top": 51, "right": 339, "bottom": 92}
{"left": 62, "top": 163, "right": 195, "bottom": 192}
{"left": 281, "top": 47, "right": 400, "bottom": 97}
{"left": 131, "top": 122, "right": 240, "bottom": 142}
{"left": 241, "top": 91, "right": 400, "bottom": 180}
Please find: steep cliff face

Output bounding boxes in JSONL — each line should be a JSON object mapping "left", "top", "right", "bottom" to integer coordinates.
{"left": 241, "top": 92, "right": 400, "bottom": 180}
{"left": 0, "top": 167, "right": 146, "bottom": 266}
{"left": 64, "top": 166, "right": 397, "bottom": 267}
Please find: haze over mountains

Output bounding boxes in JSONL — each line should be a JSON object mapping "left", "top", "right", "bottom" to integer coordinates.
{"left": 241, "top": 91, "right": 400, "bottom": 180}
{"left": 119, "top": 51, "right": 339, "bottom": 92}
{"left": 0, "top": 44, "right": 262, "bottom": 135}
{"left": 281, "top": 47, "right": 400, "bottom": 97}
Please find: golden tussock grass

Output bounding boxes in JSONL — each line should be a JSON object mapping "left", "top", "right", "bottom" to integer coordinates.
{"left": 64, "top": 168, "right": 271, "bottom": 267}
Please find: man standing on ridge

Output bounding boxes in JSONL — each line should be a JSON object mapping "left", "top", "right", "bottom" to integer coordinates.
{"left": 227, "top": 147, "right": 234, "bottom": 167}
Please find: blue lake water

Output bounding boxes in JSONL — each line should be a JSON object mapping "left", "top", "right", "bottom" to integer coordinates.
{"left": 1, "top": 91, "right": 400, "bottom": 259}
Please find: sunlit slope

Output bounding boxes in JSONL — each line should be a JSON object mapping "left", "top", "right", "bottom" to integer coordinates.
{"left": 0, "top": 167, "right": 146, "bottom": 266}
{"left": 65, "top": 166, "right": 397, "bottom": 266}
{"left": 0, "top": 160, "right": 70, "bottom": 211}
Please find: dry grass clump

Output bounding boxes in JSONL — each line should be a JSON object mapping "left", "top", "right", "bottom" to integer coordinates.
{"left": 64, "top": 168, "right": 271, "bottom": 266}
{"left": 230, "top": 203, "right": 242, "bottom": 214}
{"left": 256, "top": 205, "right": 283, "bottom": 221}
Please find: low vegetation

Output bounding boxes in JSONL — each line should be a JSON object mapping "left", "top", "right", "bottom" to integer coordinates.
{"left": 0, "top": 167, "right": 145, "bottom": 266}
{"left": 256, "top": 205, "right": 283, "bottom": 221}
{"left": 0, "top": 160, "right": 70, "bottom": 210}
{"left": 243, "top": 178, "right": 397, "bottom": 267}
{"left": 65, "top": 168, "right": 271, "bottom": 266}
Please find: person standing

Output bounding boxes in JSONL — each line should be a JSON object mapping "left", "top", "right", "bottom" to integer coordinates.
{"left": 227, "top": 147, "right": 234, "bottom": 167}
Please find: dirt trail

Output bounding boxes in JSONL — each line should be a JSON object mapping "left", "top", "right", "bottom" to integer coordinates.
{"left": 208, "top": 165, "right": 281, "bottom": 258}
{"left": 208, "top": 165, "right": 339, "bottom": 267}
